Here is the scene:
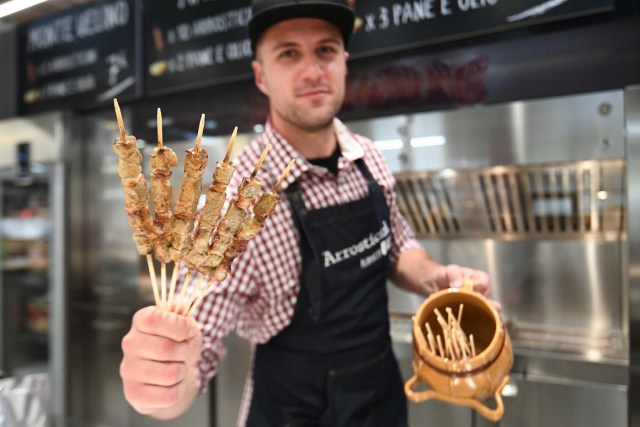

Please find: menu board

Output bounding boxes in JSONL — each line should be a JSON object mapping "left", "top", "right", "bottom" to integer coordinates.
{"left": 348, "top": 0, "right": 615, "bottom": 57}
{"left": 144, "top": 0, "right": 614, "bottom": 95}
{"left": 19, "top": 0, "right": 139, "bottom": 114}
{"left": 145, "top": 0, "right": 253, "bottom": 96}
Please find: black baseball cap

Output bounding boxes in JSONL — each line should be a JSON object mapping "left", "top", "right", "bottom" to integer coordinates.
{"left": 249, "top": 0, "right": 356, "bottom": 51}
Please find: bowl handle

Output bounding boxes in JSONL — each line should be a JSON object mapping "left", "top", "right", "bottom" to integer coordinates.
{"left": 404, "top": 375, "right": 510, "bottom": 422}
{"left": 465, "top": 375, "right": 509, "bottom": 421}
{"left": 463, "top": 277, "right": 475, "bottom": 291}
{"left": 404, "top": 374, "right": 443, "bottom": 403}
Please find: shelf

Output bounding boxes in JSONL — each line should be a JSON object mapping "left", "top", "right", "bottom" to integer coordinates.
{"left": 0, "top": 217, "right": 49, "bottom": 240}
{"left": 2, "top": 259, "right": 48, "bottom": 271}
{"left": 17, "top": 332, "right": 49, "bottom": 345}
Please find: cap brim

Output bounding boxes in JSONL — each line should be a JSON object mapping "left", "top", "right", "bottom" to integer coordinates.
{"left": 250, "top": 3, "right": 355, "bottom": 50}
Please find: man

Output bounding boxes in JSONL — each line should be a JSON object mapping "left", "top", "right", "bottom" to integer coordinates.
{"left": 119, "top": 1, "right": 491, "bottom": 425}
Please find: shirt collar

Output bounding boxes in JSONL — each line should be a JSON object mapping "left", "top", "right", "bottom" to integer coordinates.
{"left": 261, "top": 118, "right": 365, "bottom": 192}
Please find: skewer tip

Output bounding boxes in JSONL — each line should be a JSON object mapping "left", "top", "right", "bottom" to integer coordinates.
{"left": 272, "top": 159, "right": 295, "bottom": 192}
{"left": 223, "top": 126, "right": 238, "bottom": 163}
{"left": 251, "top": 143, "right": 270, "bottom": 179}
{"left": 157, "top": 108, "right": 163, "bottom": 148}
{"left": 113, "top": 98, "right": 126, "bottom": 141}
{"left": 195, "top": 114, "right": 205, "bottom": 151}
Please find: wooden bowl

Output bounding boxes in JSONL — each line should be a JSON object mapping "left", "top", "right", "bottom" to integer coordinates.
{"left": 404, "top": 284, "right": 513, "bottom": 421}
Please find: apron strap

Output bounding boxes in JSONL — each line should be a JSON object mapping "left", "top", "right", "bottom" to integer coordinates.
{"left": 285, "top": 180, "right": 323, "bottom": 320}
{"left": 354, "top": 158, "right": 376, "bottom": 188}
{"left": 354, "top": 159, "right": 389, "bottom": 233}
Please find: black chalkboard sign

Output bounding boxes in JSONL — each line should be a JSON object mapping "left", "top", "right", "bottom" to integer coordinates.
{"left": 144, "top": 0, "right": 253, "bottom": 97}
{"left": 348, "top": 0, "right": 615, "bottom": 57}
{"left": 19, "top": 0, "right": 140, "bottom": 114}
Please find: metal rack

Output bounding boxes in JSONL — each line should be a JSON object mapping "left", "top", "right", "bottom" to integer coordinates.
{"left": 395, "top": 159, "right": 626, "bottom": 240}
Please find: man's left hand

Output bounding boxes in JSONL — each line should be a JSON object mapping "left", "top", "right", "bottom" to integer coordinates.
{"left": 436, "top": 264, "right": 490, "bottom": 296}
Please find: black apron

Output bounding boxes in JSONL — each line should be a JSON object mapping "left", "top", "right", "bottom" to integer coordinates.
{"left": 246, "top": 159, "right": 407, "bottom": 427}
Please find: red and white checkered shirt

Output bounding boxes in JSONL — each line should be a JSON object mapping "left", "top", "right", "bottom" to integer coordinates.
{"left": 179, "top": 118, "right": 419, "bottom": 424}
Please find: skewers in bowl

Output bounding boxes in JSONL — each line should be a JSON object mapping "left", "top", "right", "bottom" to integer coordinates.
{"left": 424, "top": 303, "right": 477, "bottom": 361}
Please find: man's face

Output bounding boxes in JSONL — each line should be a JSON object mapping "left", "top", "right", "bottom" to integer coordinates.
{"left": 252, "top": 18, "right": 349, "bottom": 133}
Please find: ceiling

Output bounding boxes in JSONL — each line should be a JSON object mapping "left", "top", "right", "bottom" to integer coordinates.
{"left": 0, "top": 0, "right": 95, "bottom": 25}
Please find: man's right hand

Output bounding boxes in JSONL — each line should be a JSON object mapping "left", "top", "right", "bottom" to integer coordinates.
{"left": 120, "top": 306, "right": 202, "bottom": 418}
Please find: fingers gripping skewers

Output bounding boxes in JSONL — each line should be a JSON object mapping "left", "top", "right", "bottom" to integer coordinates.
{"left": 111, "top": 98, "right": 294, "bottom": 317}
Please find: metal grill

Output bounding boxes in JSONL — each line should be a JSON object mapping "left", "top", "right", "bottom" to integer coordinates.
{"left": 394, "top": 159, "right": 625, "bottom": 239}
{"left": 395, "top": 173, "right": 461, "bottom": 237}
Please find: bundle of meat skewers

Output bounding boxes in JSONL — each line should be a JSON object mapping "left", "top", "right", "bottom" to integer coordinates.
{"left": 112, "top": 99, "right": 294, "bottom": 315}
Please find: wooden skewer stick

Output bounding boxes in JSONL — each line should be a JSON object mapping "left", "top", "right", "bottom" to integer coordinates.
{"left": 146, "top": 255, "right": 160, "bottom": 306}
{"left": 470, "top": 335, "right": 477, "bottom": 358}
{"left": 434, "top": 308, "right": 452, "bottom": 357}
{"left": 188, "top": 279, "right": 215, "bottom": 316}
{"left": 166, "top": 263, "right": 180, "bottom": 311}
{"left": 224, "top": 127, "right": 238, "bottom": 163}
{"left": 425, "top": 322, "right": 436, "bottom": 355}
{"left": 445, "top": 307, "right": 455, "bottom": 351}
{"left": 178, "top": 274, "right": 205, "bottom": 315}
{"left": 457, "top": 303, "right": 464, "bottom": 326}
{"left": 195, "top": 114, "right": 205, "bottom": 152}
{"left": 434, "top": 308, "right": 448, "bottom": 331}
{"left": 250, "top": 144, "right": 270, "bottom": 179}
{"left": 436, "top": 334, "right": 445, "bottom": 358}
{"left": 460, "top": 334, "right": 468, "bottom": 359}
{"left": 184, "top": 275, "right": 210, "bottom": 315}
{"left": 177, "top": 274, "right": 198, "bottom": 315}
{"left": 459, "top": 330, "right": 472, "bottom": 356}
{"left": 157, "top": 108, "right": 163, "bottom": 147}
{"left": 446, "top": 307, "right": 454, "bottom": 332}
{"left": 446, "top": 306, "right": 467, "bottom": 354}
{"left": 450, "top": 329, "right": 461, "bottom": 360}
{"left": 161, "top": 263, "right": 167, "bottom": 309}
{"left": 445, "top": 335, "right": 453, "bottom": 360}
{"left": 174, "top": 271, "right": 193, "bottom": 314}
{"left": 448, "top": 308, "right": 471, "bottom": 355}
{"left": 113, "top": 99, "right": 126, "bottom": 141}
{"left": 433, "top": 308, "right": 449, "bottom": 343}
{"left": 272, "top": 159, "right": 295, "bottom": 192}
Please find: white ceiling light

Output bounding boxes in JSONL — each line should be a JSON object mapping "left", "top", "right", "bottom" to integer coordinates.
{"left": 410, "top": 136, "right": 446, "bottom": 147}
{"left": 0, "top": 0, "right": 50, "bottom": 20}
{"left": 374, "top": 136, "right": 447, "bottom": 151}
{"left": 374, "top": 139, "right": 404, "bottom": 151}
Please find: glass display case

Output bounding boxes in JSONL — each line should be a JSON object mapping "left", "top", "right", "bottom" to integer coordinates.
{"left": 0, "top": 111, "right": 67, "bottom": 425}
{"left": 0, "top": 172, "right": 52, "bottom": 377}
